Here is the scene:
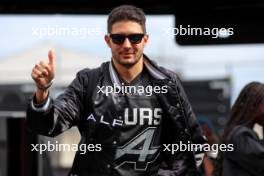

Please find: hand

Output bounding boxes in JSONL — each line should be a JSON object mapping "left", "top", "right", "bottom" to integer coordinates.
{"left": 31, "top": 49, "right": 55, "bottom": 90}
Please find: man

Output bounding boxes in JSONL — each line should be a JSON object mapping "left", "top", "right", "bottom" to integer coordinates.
{"left": 27, "top": 5, "right": 207, "bottom": 176}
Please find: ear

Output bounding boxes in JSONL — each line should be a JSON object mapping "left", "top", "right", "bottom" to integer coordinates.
{"left": 142, "top": 34, "right": 149, "bottom": 47}
{"left": 104, "top": 34, "right": 111, "bottom": 48}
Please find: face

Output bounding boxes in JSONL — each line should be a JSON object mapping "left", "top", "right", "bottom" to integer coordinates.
{"left": 105, "top": 21, "right": 148, "bottom": 68}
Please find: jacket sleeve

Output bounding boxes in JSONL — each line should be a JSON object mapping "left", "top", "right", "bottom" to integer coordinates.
{"left": 26, "top": 71, "right": 86, "bottom": 137}
{"left": 225, "top": 127, "right": 264, "bottom": 176}
{"left": 174, "top": 74, "right": 207, "bottom": 145}
{"left": 158, "top": 72, "right": 207, "bottom": 176}
{"left": 174, "top": 73, "right": 207, "bottom": 164}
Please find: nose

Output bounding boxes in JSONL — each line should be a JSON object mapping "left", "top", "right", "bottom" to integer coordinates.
{"left": 122, "top": 37, "right": 132, "bottom": 48}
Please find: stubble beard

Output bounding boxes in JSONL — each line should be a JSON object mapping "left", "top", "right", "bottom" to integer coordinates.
{"left": 115, "top": 53, "right": 143, "bottom": 69}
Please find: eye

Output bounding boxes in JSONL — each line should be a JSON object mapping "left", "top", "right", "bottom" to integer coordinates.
{"left": 110, "top": 34, "right": 126, "bottom": 44}
{"left": 128, "top": 34, "right": 145, "bottom": 44}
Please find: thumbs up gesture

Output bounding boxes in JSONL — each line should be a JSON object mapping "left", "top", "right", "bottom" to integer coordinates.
{"left": 31, "top": 49, "right": 55, "bottom": 90}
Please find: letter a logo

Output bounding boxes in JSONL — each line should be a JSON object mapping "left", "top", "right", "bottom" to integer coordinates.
{"left": 87, "top": 114, "right": 96, "bottom": 122}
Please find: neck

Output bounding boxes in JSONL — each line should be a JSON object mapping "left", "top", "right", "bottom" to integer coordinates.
{"left": 112, "top": 56, "right": 144, "bottom": 83}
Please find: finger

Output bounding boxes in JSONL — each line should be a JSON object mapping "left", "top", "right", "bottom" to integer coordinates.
{"left": 34, "top": 63, "right": 44, "bottom": 71}
{"left": 35, "top": 62, "right": 49, "bottom": 74}
{"left": 41, "top": 69, "right": 49, "bottom": 77}
{"left": 31, "top": 71, "right": 43, "bottom": 82}
{"left": 40, "top": 61, "right": 52, "bottom": 73}
{"left": 48, "top": 49, "right": 54, "bottom": 66}
{"left": 31, "top": 71, "right": 38, "bottom": 80}
{"left": 34, "top": 63, "right": 40, "bottom": 69}
{"left": 33, "top": 67, "right": 49, "bottom": 78}
{"left": 34, "top": 64, "right": 44, "bottom": 74}
{"left": 32, "top": 68, "right": 43, "bottom": 77}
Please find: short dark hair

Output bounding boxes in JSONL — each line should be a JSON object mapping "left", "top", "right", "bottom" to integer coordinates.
{"left": 107, "top": 5, "right": 146, "bottom": 33}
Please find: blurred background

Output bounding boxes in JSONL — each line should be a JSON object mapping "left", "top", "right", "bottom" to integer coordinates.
{"left": 0, "top": 1, "right": 264, "bottom": 176}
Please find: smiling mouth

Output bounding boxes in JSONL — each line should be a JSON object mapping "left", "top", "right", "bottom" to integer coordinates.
{"left": 122, "top": 53, "right": 134, "bottom": 55}
{"left": 121, "top": 53, "right": 134, "bottom": 57}
{"left": 121, "top": 53, "right": 134, "bottom": 60}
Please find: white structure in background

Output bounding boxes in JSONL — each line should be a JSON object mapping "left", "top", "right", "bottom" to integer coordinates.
{"left": 0, "top": 41, "right": 102, "bottom": 86}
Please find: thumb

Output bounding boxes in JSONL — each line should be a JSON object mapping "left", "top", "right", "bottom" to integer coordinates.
{"left": 48, "top": 49, "right": 54, "bottom": 66}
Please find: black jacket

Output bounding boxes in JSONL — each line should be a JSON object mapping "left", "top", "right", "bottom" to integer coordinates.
{"left": 27, "top": 55, "right": 207, "bottom": 176}
{"left": 222, "top": 125, "right": 264, "bottom": 176}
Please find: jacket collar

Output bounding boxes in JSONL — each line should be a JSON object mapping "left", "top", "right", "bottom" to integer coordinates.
{"left": 108, "top": 54, "right": 169, "bottom": 86}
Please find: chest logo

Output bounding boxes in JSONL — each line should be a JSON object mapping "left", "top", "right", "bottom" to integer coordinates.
{"left": 114, "top": 127, "right": 160, "bottom": 171}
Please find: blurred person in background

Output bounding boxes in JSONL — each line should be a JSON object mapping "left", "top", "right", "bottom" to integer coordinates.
{"left": 217, "top": 82, "right": 264, "bottom": 176}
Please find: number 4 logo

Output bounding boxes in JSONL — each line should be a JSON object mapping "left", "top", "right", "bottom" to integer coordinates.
{"left": 114, "top": 127, "right": 160, "bottom": 171}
